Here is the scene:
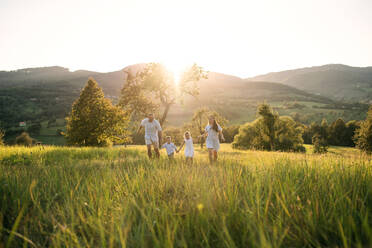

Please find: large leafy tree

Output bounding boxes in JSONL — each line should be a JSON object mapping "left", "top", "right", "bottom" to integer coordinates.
{"left": 354, "top": 106, "right": 372, "bottom": 153}
{"left": 66, "top": 78, "right": 131, "bottom": 146}
{"left": 119, "top": 63, "right": 207, "bottom": 126}
{"left": 233, "top": 103, "right": 305, "bottom": 152}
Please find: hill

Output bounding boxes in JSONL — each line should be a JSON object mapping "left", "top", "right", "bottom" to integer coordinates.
{"left": 0, "top": 65, "right": 369, "bottom": 144}
{"left": 249, "top": 64, "right": 372, "bottom": 102}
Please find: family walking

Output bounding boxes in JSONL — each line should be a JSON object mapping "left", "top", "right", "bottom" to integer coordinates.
{"left": 137, "top": 113, "right": 225, "bottom": 163}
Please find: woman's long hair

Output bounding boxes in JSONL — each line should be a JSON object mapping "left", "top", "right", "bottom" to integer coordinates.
{"left": 210, "top": 117, "right": 219, "bottom": 133}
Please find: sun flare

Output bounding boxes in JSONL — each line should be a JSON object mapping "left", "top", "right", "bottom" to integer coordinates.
{"left": 161, "top": 58, "right": 193, "bottom": 85}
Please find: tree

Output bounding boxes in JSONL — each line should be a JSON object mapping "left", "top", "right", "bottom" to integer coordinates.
{"left": 329, "top": 118, "right": 347, "bottom": 146}
{"left": 354, "top": 106, "right": 372, "bottom": 153}
{"left": 16, "top": 132, "right": 33, "bottom": 146}
{"left": 223, "top": 125, "right": 240, "bottom": 143}
{"left": 312, "top": 133, "right": 328, "bottom": 153}
{"left": 0, "top": 128, "right": 4, "bottom": 146}
{"left": 233, "top": 103, "right": 305, "bottom": 152}
{"left": 65, "top": 78, "right": 131, "bottom": 147}
{"left": 191, "top": 107, "right": 228, "bottom": 148}
{"left": 320, "top": 119, "right": 329, "bottom": 142}
{"left": 345, "top": 120, "right": 358, "bottom": 147}
{"left": 119, "top": 63, "right": 207, "bottom": 126}
{"left": 257, "top": 103, "right": 277, "bottom": 150}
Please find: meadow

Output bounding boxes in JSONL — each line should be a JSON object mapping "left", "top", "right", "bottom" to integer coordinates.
{"left": 0, "top": 144, "right": 371, "bottom": 247}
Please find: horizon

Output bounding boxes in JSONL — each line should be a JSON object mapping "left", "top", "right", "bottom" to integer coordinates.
{"left": 1, "top": 0, "right": 372, "bottom": 77}
{"left": 2, "top": 62, "right": 372, "bottom": 79}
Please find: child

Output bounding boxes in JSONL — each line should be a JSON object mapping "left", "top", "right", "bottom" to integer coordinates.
{"left": 161, "top": 136, "right": 178, "bottom": 159}
{"left": 177, "top": 131, "right": 194, "bottom": 164}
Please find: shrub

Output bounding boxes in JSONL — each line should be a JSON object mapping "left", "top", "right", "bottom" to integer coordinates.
{"left": 15, "top": 132, "right": 33, "bottom": 146}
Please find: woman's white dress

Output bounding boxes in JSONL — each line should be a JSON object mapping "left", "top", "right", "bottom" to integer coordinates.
{"left": 184, "top": 137, "right": 194, "bottom": 157}
{"left": 205, "top": 124, "right": 222, "bottom": 151}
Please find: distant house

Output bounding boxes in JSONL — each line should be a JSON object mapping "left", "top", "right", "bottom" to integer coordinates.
{"left": 19, "top": 122, "right": 26, "bottom": 127}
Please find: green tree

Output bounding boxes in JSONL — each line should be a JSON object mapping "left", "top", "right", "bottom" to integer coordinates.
{"left": 312, "top": 133, "right": 328, "bottom": 153}
{"left": 233, "top": 103, "right": 305, "bottom": 152}
{"left": 0, "top": 128, "right": 4, "bottom": 146}
{"left": 329, "top": 118, "right": 347, "bottom": 146}
{"left": 257, "top": 103, "right": 277, "bottom": 150}
{"left": 66, "top": 78, "right": 131, "bottom": 147}
{"left": 354, "top": 106, "right": 372, "bottom": 153}
{"left": 16, "top": 132, "right": 33, "bottom": 146}
{"left": 345, "top": 120, "right": 358, "bottom": 147}
{"left": 320, "top": 118, "right": 329, "bottom": 142}
{"left": 223, "top": 125, "right": 240, "bottom": 143}
{"left": 119, "top": 63, "right": 207, "bottom": 126}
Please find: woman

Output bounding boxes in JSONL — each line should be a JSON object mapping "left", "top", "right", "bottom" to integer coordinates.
{"left": 201, "top": 116, "right": 225, "bottom": 164}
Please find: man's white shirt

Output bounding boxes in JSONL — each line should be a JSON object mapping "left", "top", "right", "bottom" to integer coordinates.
{"left": 141, "top": 118, "right": 162, "bottom": 141}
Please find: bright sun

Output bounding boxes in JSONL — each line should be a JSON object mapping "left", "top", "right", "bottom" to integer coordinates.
{"left": 160, "top": 58, "right": 192, "bottom": 85}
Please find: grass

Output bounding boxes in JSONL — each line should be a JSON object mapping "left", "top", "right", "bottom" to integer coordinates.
{"left": 0, "top": 144, "right": 371, "bottom": 247}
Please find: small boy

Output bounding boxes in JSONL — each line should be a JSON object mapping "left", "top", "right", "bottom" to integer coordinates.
{"left": 161, "top": 136, "right": 178, "bottom": 158}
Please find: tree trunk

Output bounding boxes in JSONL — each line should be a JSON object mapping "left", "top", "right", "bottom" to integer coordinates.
{"left": 160, "top": 103, "right": 172, "bottom": 126}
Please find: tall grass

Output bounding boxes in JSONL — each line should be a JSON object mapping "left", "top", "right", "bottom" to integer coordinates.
{"left": 0, "top": 145, "right": 371, "bottom": 247}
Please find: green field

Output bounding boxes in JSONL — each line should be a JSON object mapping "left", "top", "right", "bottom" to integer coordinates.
{"left": 0, "top": 144, "right": 371, "bottom": 247}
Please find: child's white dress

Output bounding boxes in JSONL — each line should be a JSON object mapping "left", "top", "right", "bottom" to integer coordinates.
{"left": 184, "top": 137, "right": 194, "bottom": 158}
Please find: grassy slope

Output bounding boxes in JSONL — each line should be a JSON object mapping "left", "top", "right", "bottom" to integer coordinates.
{"left": 249, "top": 64, "right": 372, "bottom": 102}
{"left": 0, "top": 144, "right": 371, "bottom": 247}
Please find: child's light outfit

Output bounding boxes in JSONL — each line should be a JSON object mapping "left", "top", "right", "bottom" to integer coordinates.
{"left": 184, "top": 137, "right": 194, "bottom": 158}
{"left": 162, "top": 142, "right": 177, "bottom": 157}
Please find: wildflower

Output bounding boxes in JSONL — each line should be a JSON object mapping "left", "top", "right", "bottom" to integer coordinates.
{"left": 197, "top": 203, "right": 204, "bottom": 211}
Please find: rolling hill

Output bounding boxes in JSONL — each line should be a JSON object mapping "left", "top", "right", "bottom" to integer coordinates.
{"left": 249, "top": 64, "right": 372, "bottom": 102}
{"left": 0, "top": 64, "right": 369, "bottom": 144}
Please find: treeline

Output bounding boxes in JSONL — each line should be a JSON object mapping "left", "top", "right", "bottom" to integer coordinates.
{"left": 2, "top": 62, "right": 372, "bottom": 155}
{"left": 231, "top": 103, "right": 372, "bottom": 154}
{"left": 302, "top": 119, "right": 358, "bottom": 147}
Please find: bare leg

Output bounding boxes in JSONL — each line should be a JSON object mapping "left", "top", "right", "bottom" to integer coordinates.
{"left": 208, "top": 149, "right": 214, "bottom": 164}
{"left": 154, "top": 148, "right": 160, "bottom": 158}
{"left": 214, "top": 150, "right": 218, "bottom": 162}
{"left": 147, "top": 145, "right": 152, "bottom": 159}
{"left": 189, "top": 157, "right": 193, "bottom": 165}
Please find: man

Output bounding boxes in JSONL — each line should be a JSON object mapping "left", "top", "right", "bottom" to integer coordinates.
{"left": 137, "top": 113, "right": 162, "bottom": 158}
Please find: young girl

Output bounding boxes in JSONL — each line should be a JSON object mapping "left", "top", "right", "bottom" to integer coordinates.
{"left": 201, "top": 116, "right": 225, "bottom": 164}
{"left": 177, "top": 131, "right": 194, "bottom": 164}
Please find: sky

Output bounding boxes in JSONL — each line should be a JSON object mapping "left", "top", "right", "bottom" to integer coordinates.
{"left": 0, "top": 0, "right": 372, "bottom": 78}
